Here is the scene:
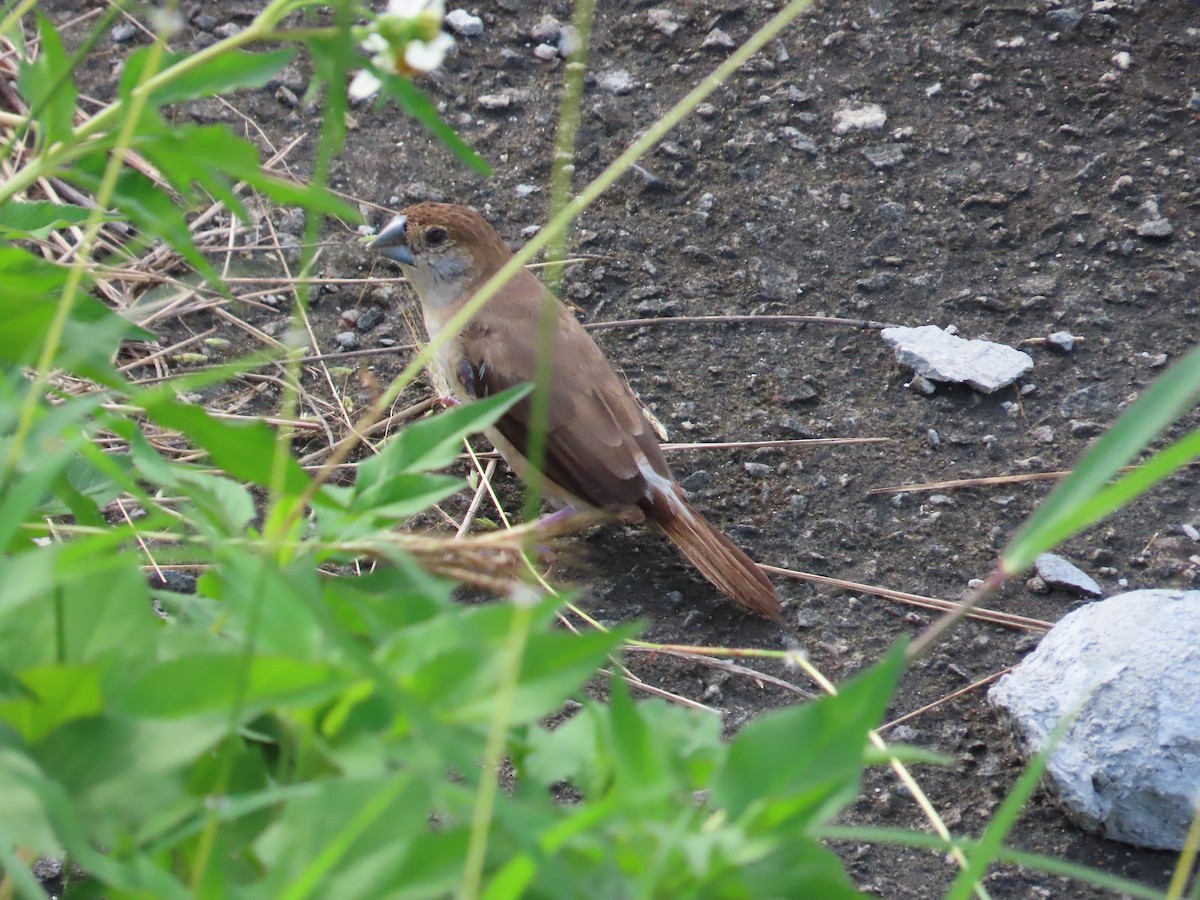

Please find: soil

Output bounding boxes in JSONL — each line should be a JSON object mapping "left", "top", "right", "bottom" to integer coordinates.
{"left": 55, "top": 0, "right": 1200, "bottom": 896}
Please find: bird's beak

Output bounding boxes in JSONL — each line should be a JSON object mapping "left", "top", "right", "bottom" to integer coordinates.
{"left": 370, "top": 215, "right": 415, "bottom": 266}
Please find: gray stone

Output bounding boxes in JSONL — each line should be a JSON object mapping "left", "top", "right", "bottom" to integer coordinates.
{"left": 1045, "top": 8, "right": 1083, "bottom": 31}
{"left": 881, "top": 325, "right": 1033, "bottom": 393}
{"left": 558, "top": 25, "right": 581, "bottom": 57}
{"left": 596, "top": 69, "right": 634, "bottom": 95}
{"left": 861, "top": 144, "right": 905, "bottom": 170}
{"left": 1110, "top": 174, "right": 1135, "bottom": 198}
{"left": 334, "top": 331, "right": 360, "bottom": 351}
{"left": 990, "top": 590, "right": 1200, "bottom": 850}
{"left": 832, "top": 102, "right": 887, "bottom": 134}
{"left": 356, "top": 307, "right": 385, "bottom": 332}
{"left": 1137, "top": 217, "right": 1173, "bottom": 239}
{"left": 112, "top": 22, "right": 137, "bottom": 42}
{"left": 478, "top": 92, "right": 517, "bottom": 110}
{"left": 701, "top": 28, "right": 735, "bottom": 49}
{"left": 444, "top": 9, "right": 484, "bottom": 36}
{"left": 1046, "top": 331, "right": 1076, "bottom": 352}
{"left": 647, "top": 8, "right": 680, "bottom": 36}
{"left": 529, "top": 15, "right": 560, "bottom": 42}
{"left": 1035, "top": 552, "right": 1102, "bottom": 597}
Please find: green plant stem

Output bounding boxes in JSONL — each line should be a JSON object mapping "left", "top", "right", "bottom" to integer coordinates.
{"left": 1167, "top": 799, "right": 1200, "bottom": 900}
{"left": 906, "top": 566, "right": 1005, "bottom": 660}
{"left": 4, "top": 26, "right": 170, "bottom": 475}
{"left": 0, "top": 0, "right": 40, "bottom": 44}
{"left": 290, "top": 0, "right": 816, "bottom": 528}
{"left": 520, "top": 0, "right": 596, "bottom": 525}
{"left": 459, "top": 600, "right": 536, "bottom": 900}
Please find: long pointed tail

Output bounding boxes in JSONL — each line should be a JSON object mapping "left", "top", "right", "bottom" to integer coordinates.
{"left": 647, "top": 492, "right": 781, "bottom": 621}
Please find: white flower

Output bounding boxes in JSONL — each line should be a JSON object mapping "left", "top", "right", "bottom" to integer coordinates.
{"left": 349, "top": 0, "right": 455, "bottom": 101}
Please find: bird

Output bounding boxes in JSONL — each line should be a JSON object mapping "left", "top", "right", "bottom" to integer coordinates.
{"left": 370, "top": 202, "right": 781, "bottom": 620}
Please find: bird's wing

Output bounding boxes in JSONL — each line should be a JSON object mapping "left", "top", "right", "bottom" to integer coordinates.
{"left": 456, "top": 284, "right": 670, "bottom": 512}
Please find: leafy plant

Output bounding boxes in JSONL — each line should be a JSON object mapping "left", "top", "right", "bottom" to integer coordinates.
{"left": 0, "top": 0, "right": 1194, "bottom": 898}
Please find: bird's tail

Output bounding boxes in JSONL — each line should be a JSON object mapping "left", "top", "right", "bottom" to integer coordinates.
{"left": 646, "top": 491, "right": 781, "bottom": 621}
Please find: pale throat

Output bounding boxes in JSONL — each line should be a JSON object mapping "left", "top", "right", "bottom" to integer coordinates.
{"left": 403, "top": 252, "right": 475, "bottom": 320}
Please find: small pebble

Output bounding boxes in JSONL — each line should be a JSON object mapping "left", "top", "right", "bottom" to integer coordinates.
{"left": 1032, "top": 425, "right": 1055, "bottom": 443}
{"left": 334, "top": 331, "right": 360, "bottom": 351}
{"left": 1045, "top": 8, "right": 1083, "bottom": 31}
{"left": 596, "top": 69, "right": 633, "bottom": 95}
{"left": 647, "top": 8, "right": 680, "bottom": 36}
{"left": 1046, "top": 331, "right": 1076, "bottom": 352}
{"left": 861, "top": 144, "right": 905, "bottom": 170}
{"left": 533, "top": 43, "right": 558, "bottom": 61}
{"left": 1137, "top": 218, "right": 1173, "bottom": 239}
{"left": 701, "top": 28, "right": 735, "bottom": 49}
{"left": 112, "top": 22, "right": 137, "bottom": 42}
{"left": 529, "top": 15, "right": 560, "bottom": 42}
{"left": 444, "top": 9, "right": 483, "bottom": 36}
{"left": 357, "top": 307, "right": 385, "bottom": 332}
{"left": 1181, "top": 523, "right": 1200, "bottom": 543}
{"left": 558, "top": 24, "right": 581, "bottom": 57}
{"left": 832, "top": 102, "right": 887, "bottom": 134}
{"left": 1110, "top": 174, "right": 1135, "bottom": 198}
{"left": 1035, "top": 552, "right": 1103, "bottom": 598}
{"left": 744, "top": 462, "right": 772, "bottom": 478}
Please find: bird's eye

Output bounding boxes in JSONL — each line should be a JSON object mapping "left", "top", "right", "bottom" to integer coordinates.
{"left": 425, "top": 227, "right": 448, "bottom": 247}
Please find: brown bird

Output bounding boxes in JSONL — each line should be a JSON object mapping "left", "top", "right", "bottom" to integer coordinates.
{"left": 370, "top": 202, "right": 781, "bottom": 620}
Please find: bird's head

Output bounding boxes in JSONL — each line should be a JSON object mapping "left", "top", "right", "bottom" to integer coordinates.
{"left": 370, "top": 202, "right": 510, "bottom": 306}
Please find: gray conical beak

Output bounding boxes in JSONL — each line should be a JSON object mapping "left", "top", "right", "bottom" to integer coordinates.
{"left": 370, "top": 215, "right": 414, "bottom": 265}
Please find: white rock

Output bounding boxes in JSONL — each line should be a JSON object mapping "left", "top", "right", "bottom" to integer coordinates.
{"left": 647, "top": 8, "right": 680, "bottom": 36}
{"left": 533, "top": 43, "right": 558, "bottom": 61}
{"left": 832, "top": 102, "right": 887, "bottom": 135}
{"left": 1034, "top": 552, "right": 1102, "bottom": 597}
{"left": 880, "top": 325, "right": 1033, "bottom": 393}
{"left": 595, "top": 69, "right": 633, "bottom": 95}
{"left": 701, "top": 28, "right": 734, "bottom": 49}
{"left": 444, "top": 9, "right": 483, "bottom": 37}
{"left": 557, "top": 24, "right": 581, "bottom": 57}
{"left": 990, "top": 590, "right": 1200, "bottom": 850}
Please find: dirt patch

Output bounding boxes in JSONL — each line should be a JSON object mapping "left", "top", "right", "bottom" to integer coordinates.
{"left": 68, "top": 0, "right": 1200, "bottom": 895}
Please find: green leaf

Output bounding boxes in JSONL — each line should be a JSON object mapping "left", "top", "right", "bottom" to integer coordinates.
{"left": 172, "top": 470, "right": 258, "bottom": 536}
{"left": 16, "top": 14, "right": 77, "bottom": 148}
{"left": 457, "top": 619, "right": 633, "bottom": 726}
{"left": 113, "top": 655, "right": 349, "bottom": 719}
{"left": 0, "top": 747, "right": 64, "bottom": 858}
{"left": 0, "top": 200, "right": 101, "bottom": 240}
{"left": 0, "top": 664, "right": 103, "bottom": 743}
{"left": 132, "top": 119, "right": 360, "bottom": 223}
{"left": 357, "top": 385, "right": 531, "bottom": 489}
{"left": 255, "top": 775, "right": 432, "bottom": 898}
{"left": 32, "top": 715, "right": 225, "bottom": 844}
{"left": 134, "top": 388, "right": 310, "bottom": 494}
{"left": 68, "top": 157, "right": 220, "bottom": 284}
{"left": 122, "top": 48, "right": 296, "bottom": 108}
{"left": 0, "top": 547, "right": 157, "bottom": 670}
{"left": 711, "top": 642, "right": 905, "bottom": 827}
{"left": 0, "top": 248, "right": 148, "bottom": 371}
{"left": 319, "top": 473, "right": 464, "bottom": 529}
{"left": 378, "top": 74, "right": 492, "bottom": 176}
{"left": 1003, "top": 343, "right": 1200, "bottom": 573}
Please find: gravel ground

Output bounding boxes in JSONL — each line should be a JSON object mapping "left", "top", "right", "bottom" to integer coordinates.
{"left": 55, "top": 0, "right": 1200, "bottom": 895}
